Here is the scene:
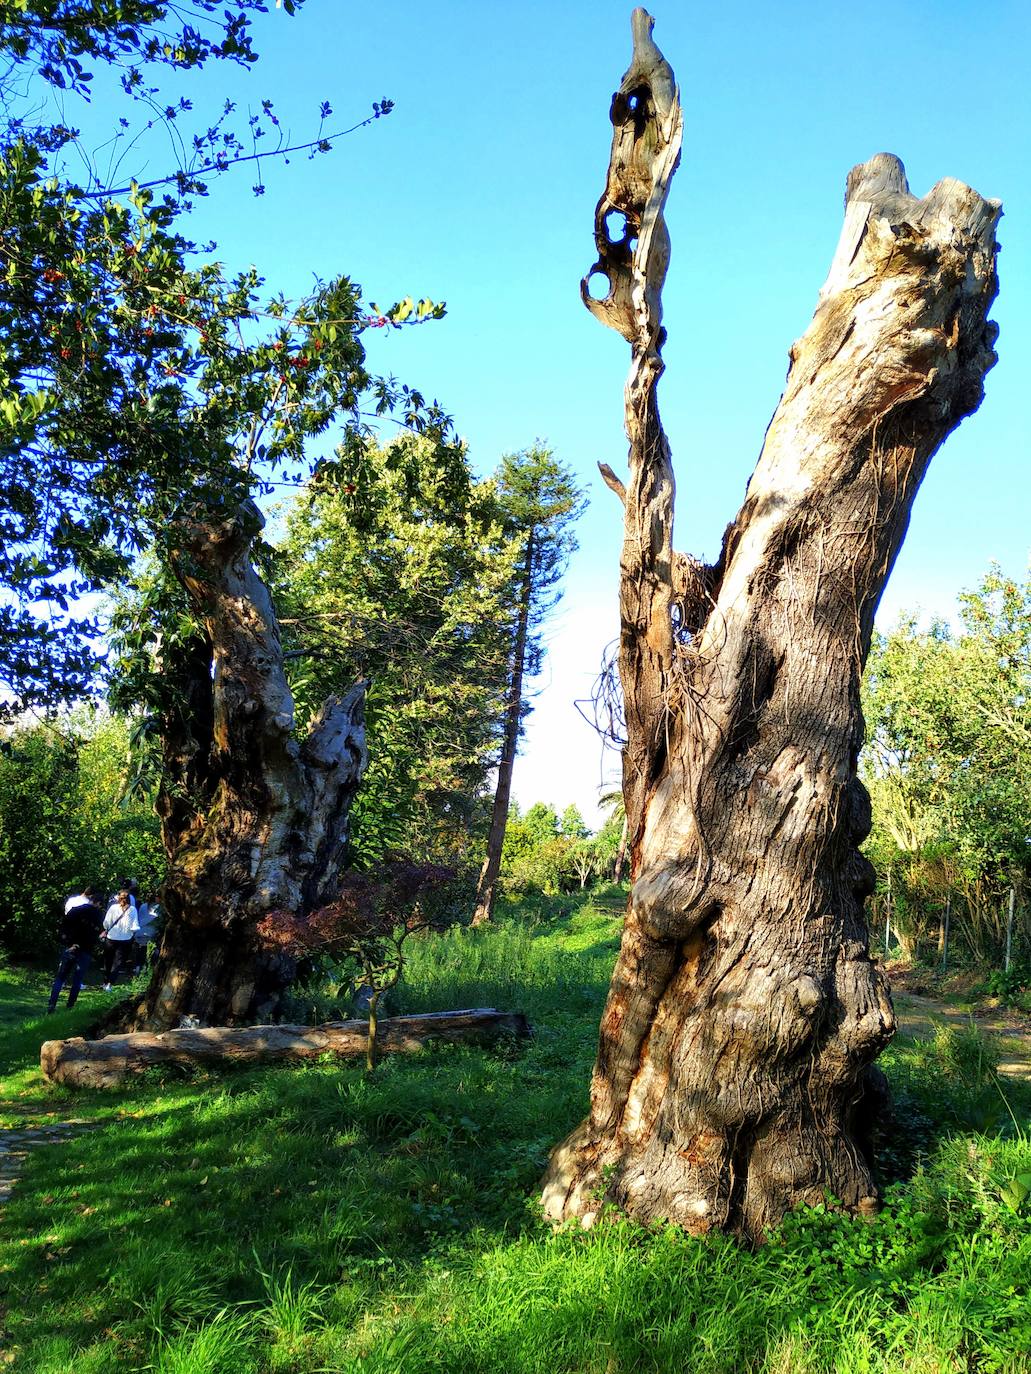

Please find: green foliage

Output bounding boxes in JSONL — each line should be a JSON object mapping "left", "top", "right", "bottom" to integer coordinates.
{"left": 0, "top": 712, "right": 162, "bottom": 959}
{"left": 0, "top": 726, "right": 80, "bottom": 958}
{"left": 862, "top": 564, "right": 1031, "bottom": 962}
{"left": 501, "top": 801, "right": 611, "bottom": 894}
{"left": 0, "top": 0, "right": 407, "bottom": 712}
{"left": 2, "top": 899, "right": 1031, "bottom": 1372}
{"left": 273, "top": 441, "right": 587, "bottom": 873}
{"left": 0, "top": 0, "right": 298, "bottom": 705}
{"left": 275, "top": 432, "right": 518, "bottom": 864}
{"left": 982, "top": 964, "right": 1031, "bottom": 1003}
{"left": 0, "top": 1, "right": 292, "bottom": 97}
{"left": 493, "top": 443, "right": 586, "bottom": 685}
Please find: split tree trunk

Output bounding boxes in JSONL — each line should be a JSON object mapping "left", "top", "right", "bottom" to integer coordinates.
{"left": 541, "top": 9, "right": 999, "bottom": 1239}
{"left": 472, "top": 532, "right": 534, "bottom": 926}
{"left": 132, "top": 500, "right": 368, "bottom": 1031}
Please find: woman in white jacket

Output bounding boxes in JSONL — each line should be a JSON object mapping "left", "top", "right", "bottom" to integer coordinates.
{"left": 102, "top": 889, "right": 139, "bottom": 990}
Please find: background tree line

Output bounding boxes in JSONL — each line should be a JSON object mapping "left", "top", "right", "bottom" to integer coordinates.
{"left": 0, "top": 433, "right": 584, "bottom": 959}
{"left": 1, "top": 561, "right": 1025, "bottom": 965}
{"left": 0, "top": 711, "right": 162, "bottom": 959}
{"left": 861, "top": 565, "right": 1030, "bottom": 969}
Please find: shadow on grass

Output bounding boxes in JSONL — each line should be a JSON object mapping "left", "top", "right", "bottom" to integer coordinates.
{"left": 0, "top": 907, "right": 617, "bottom": 1368}
{"left": 0, "top": 1033, "right": 590, "bottom": 1367}
{"left": 7, "top": 899, "right": 1027, "bottom": 1373}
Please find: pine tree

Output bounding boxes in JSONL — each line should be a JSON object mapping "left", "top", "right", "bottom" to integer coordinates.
{"left": 472, "top": 446, "right": 584, "bottom": 925}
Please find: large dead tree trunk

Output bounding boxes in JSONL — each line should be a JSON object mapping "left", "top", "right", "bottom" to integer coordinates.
{"left": 132, "top": 500, "right": 368, "bottom": 1031}
{"left": 541, "top": 9, "right": 999, "bottom": 1239}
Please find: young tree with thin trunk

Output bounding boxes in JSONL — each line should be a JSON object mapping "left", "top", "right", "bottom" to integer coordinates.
{"left": 541, "top": 9, "right": 1000, "bottom": 1239}
{"left": 472, "top": 447, "right": 584, "bottom": 925}
{"left": 599, "top": 789, "right": 629, "bottom": 884}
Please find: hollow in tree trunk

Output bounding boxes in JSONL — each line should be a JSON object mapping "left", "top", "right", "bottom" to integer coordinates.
{"left": 541, "top": 9, "right": 999, "bottom": 1239}
{"left": 130, "top": 501, "right": 368, "bottom": 1031}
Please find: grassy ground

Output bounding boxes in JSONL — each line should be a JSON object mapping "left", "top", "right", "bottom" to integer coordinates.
{"left": 0, "top": 892, "right": 1029, "bottom": 1373}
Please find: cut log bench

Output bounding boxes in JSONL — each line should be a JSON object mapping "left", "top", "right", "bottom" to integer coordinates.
{"left": 40, "top": 1008, "right": 531, "bottom": 1089}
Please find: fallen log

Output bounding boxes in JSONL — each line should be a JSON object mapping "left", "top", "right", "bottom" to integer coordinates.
{"left": 41, "top": 1008, "right": 531, "bottom": 1089}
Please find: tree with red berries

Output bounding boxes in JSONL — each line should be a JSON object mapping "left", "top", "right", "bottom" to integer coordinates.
{"left": 2, "top": 2, "right": 450, "bottom": 1027}
{"left": 0, "top": 0, "right": 401, "bottom": 708}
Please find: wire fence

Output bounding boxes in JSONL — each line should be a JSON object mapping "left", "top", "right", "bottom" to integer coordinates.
{"left": 868, "top": 884, "right": 1029, "bottom": 973}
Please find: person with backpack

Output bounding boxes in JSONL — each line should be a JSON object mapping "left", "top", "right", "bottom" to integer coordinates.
{"left": 47, "top": 887, "right": 105, "bottom": 1013}
{"left": 102, "top": 889, "right": 140, "bottom": 990}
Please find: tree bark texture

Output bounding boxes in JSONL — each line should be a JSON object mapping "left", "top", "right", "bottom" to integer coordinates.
{"left": 472, "top": 532, "right": 535, "bottom": 925}
{"left": 541, "top": 9, "right": 1000, "bottom": 1239}
{"left": 42, "top": 1009, "right": 531, "bottom": 1089}
{"left": 133, "top": 501, "right": 368, "bottom": 1031}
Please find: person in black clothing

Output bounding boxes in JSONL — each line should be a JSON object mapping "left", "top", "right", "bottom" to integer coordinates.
{"left": 47, "top": 887, "right": 105, "bottom": 1013}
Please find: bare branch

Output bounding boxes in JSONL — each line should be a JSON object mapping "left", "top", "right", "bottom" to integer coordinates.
{"left": 597, "top": 462, "right": 626, "bottom": 505}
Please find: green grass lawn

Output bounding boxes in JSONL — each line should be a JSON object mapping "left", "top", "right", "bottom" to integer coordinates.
{"left": 1, "top": 893, "right": 1030, "bottom": 1373}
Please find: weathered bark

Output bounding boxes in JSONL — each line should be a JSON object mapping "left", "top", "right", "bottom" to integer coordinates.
{"left": 133, "top": 500, "right": 368, "bottom": 1031}
{"left": 472, "top": 531, "right": 535, "bottom": 925}
{"left": 541, "top": 9, "right": 999, "bottom": 1239}
{"left": 41, "top": 1009, "right": 531, "bottom": 1089}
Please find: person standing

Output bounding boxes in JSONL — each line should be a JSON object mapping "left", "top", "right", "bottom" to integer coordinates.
{"left": 102, "top": 889, "right": 140, "bottom": 990}
{"left": 132, "top": 897, "right": 160, "bottom": 975}
{"left": 47, "top": 887, "right": 105, "bottom": 1013}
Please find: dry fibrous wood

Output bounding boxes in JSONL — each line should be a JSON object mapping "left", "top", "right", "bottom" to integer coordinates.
{"left": 41, "top": 1009, "right": 532, "bottom": 1089}
{"left": 133, "top": 500, "right": 368, "bottom": 1032}
{"left": 541, "top": 9, "right": 1000, "bottom": 1239}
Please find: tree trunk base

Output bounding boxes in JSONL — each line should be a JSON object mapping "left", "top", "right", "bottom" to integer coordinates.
{"left": 128, "top": 921, "right": 298, "bottom": 1032}
{"left": 41, "top": 1008, "right": 531, "bottom": 1089}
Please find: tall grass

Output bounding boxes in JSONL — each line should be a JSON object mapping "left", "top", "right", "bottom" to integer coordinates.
{"left": 397, "top": 898, "right": 620, "bottom": 1021}
{"left": 1, "top": 893, "right": 1029, "bottom": 1373}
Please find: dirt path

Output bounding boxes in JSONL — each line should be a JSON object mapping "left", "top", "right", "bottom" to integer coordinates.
{"left": 892, "top": 990, "right": 1031, "bottom": 1080}
{"left": 0, "top": 1119, "right": 94, "bottom": 1203}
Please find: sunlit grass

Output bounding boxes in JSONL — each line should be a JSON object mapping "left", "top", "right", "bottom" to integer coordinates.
{"left": 1, "top": 894, "right": 1029, "bottom": 1372}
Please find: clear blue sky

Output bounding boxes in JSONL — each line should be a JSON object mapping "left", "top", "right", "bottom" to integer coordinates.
{"left": 79, "top": 1, "right": 1031, "bottom": 822}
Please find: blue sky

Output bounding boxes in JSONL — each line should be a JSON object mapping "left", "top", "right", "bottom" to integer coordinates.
{"left": 72, "top": 1, "right": 1031, "bottom": 822}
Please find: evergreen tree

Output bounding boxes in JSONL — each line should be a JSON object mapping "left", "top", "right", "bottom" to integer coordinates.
{"left": 472, "top": 446, "right": 585, "bottom": 925}
{"left": 274, "top": 433, "right": 518, "bottom": 863}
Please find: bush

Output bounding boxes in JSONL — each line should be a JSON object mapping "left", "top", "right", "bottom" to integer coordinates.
{"left": 0, "top": 714, "right": 164, "bottom": 961}
{"left": 981, "top": 964, "right": 1031, "bottom": 1005}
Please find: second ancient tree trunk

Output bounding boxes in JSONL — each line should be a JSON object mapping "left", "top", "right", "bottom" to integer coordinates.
{"left": 131, "top": 501, "right": 367, "bottom": 1030}
{"left": 541, "top": 9, "right": 1000, "bottom": 1238}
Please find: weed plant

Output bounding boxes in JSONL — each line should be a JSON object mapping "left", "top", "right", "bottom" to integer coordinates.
{"left": 0, "top": 893, "right": 1028, "bottom": 1372}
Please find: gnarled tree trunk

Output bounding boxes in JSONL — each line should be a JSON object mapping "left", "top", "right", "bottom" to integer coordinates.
{"left": 132, "top": 500, "right": 368, "bottom": 1031}
{"left": 541, "top": 9, "right": 999, "bottom": 1239}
